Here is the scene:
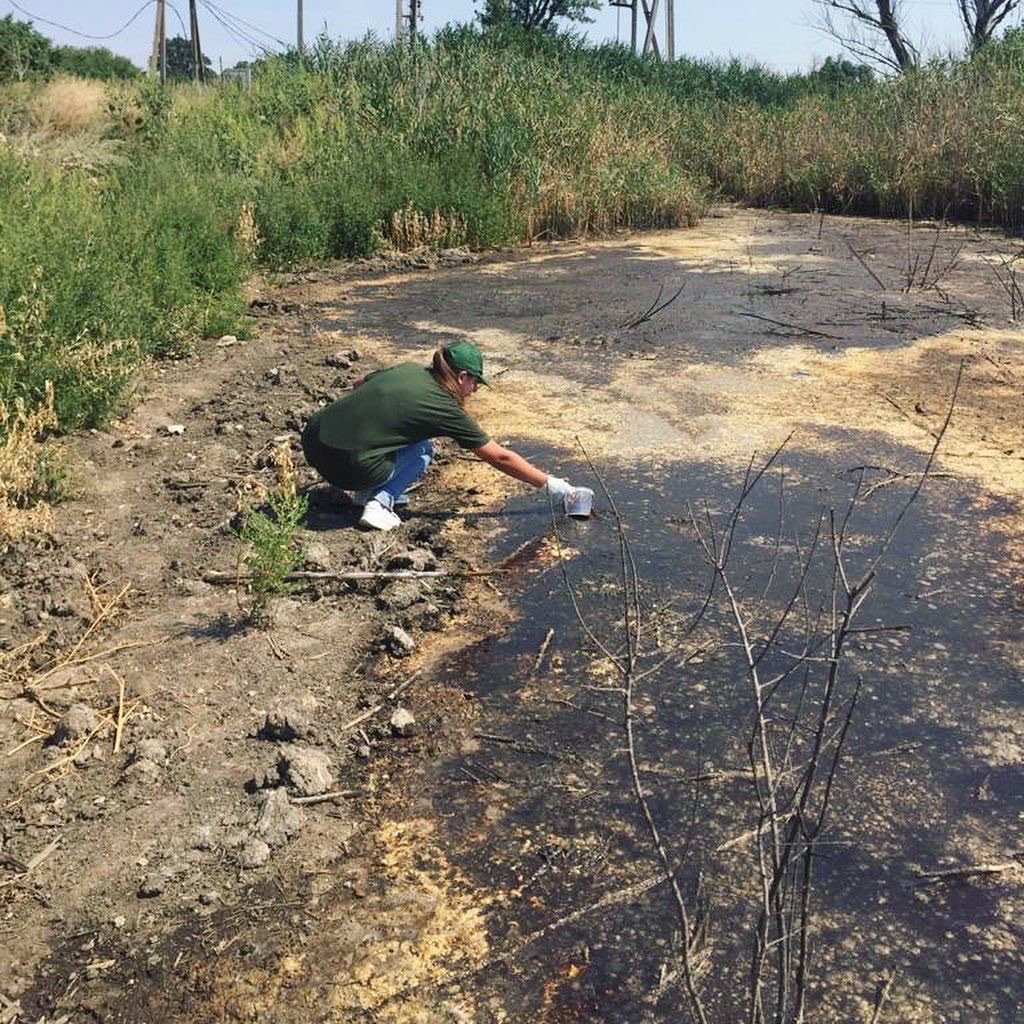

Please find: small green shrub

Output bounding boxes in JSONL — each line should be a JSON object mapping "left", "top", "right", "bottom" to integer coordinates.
{"left": 238, "top": 489, "right": 309, "bottom": 612}
{"left": 236, "top": 444, "right": 308, "bottom": 616}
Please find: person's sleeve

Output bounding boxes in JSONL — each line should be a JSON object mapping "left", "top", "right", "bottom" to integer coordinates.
{"left": 439, "top": 404, "right": 489, "bottom": 449}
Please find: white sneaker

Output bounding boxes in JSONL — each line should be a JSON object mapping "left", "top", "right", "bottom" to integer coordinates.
{"left": 359, "top": 499, "right": 402, "bottom": 531}
{"left": 353, "top": 490, "right": 409, "bottom": 507}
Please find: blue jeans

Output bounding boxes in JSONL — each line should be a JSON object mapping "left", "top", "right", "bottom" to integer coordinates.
{"left": 360, "top": 440, "right": 433, "bottom": 510}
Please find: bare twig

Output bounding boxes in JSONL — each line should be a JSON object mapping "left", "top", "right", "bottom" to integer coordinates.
{"left": 870, "top": 969, "right": 898, "bottom": 1024}
{"left": 915, "top": 860, "right": 1019, "bottom": 882}
{"left": 738, "top": 311, "right": 842, "bottom": 340}
{"left": 844, "top": 239, "right": 888, "bottom": 291}
{"left": 338, "top": 669, "right": 422, "bottom": 732}
{"left": 108, "top": 665, "right": 128, "bottom": 755}
{"left": 203, "top": 568, "right": 507, "bottom": 584}
{"left": 620, "top": 283, "right": 685, "bottom": 329}
{"left": 25, "top": 838, "right": 60, "bottom": 873}
{"left": 290, "top": 790, "right": 358, "bottom": 805}
{"left": 532, "top": 628, "right": 555, "bottom": 675}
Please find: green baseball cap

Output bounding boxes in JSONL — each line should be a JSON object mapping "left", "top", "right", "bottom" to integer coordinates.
{"left": 443, "top": 341, "right": 489, "bottom": 386}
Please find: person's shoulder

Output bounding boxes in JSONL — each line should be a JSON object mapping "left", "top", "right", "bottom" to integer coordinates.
{"left": 364, "top": 362, "right": 423, "bottom": 384}
{"left": 388, "top": 362, "right": 431, "bottom": 377}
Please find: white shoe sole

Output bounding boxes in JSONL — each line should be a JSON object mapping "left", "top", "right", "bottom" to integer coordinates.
{"left": 359, "top": 501, "right": 402, "bottom": 531}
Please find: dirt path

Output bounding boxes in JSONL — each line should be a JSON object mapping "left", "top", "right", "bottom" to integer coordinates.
{"left": 1, "top": 208, "right": 1021, "bottom": 1023}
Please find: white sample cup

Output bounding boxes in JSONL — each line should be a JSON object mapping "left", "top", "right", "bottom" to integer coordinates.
{"left": 564, "top": 487, "right": 594, "bottom": 518}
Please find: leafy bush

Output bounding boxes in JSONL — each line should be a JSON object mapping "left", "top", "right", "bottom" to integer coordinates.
{"left": 237, "top": 445, "right": 308, "bottom": 615}
{"left": 53, "top": 46, "right": 140, "bottom": 81}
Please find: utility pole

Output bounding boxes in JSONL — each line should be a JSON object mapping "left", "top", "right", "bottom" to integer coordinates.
{"left": 297, "top": 0, "right": 304, "bottom": 53}
{"left": 408, "top": 0, "right": 421, "bottom": 42}
{"left": 149, "top": 0, "right": 166, "bottom": 83}
{"left": 395, "top": 0, "right": 403, "bottom": 40}
{"left": 189, "top": 0, "right": 205, "bottom": 83}
{"left": 610, "top": 0, "right": 674, "bottom": 60}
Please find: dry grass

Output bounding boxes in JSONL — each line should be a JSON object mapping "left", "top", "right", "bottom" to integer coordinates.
{"left": 387, "top": 204, "right": 469, "bottom": 250}
{"left": 27, "top": 75, "right": 109, "bottom": 132}
{"left": 236, "top": 201, "right": 263, "bottom": 260}
{"left": 0, "top": 382, "right": 59, "bottom": 542}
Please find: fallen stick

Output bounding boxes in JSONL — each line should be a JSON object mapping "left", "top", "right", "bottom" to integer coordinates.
{"left": 532, "top": 628, "right": 555, "bottom": 674}
{"left": 340, "top": 704, "right": 383, "bottom": 733}
{"left": 29, "top": 717, "right": 113, "bottom": 778}
{"left": 63, "top": 582, "right": 131, "bottom": 666}
{"left": 738, "top": 311, "right": 842, "bottom": 340}
{"left": 870, "top": 969, "right": 898, "bottom": 1024}
{"left": 0, "top": 995, "right": 22, "bottom": 1024}
{"left": 473, "top": 731, "right": 574, "bottom": 762}
{"left": 879, "top": 393, "right": 940, "bottom": 440}
{"left": 915, "top": 861, "right": 1018, "bottom": 882}
{"left": 844, "top": 238, "right": 888, "bottom": 291}
{"left": 108, "top": 665, "right": 128, "bottom": 755}
{"left": 202, "top": 568, "right": 508, "bottom": 584}
{"left": 290, "top": 790, "right": 358, "bottom": 805}
{"left": 387, "top": 668, "right": 421, "bottom": 703}
{"left": 338, "top": 669, "right": 423, "bottom": 732}
{"left": 28, "top": 638, "right": 168, "bottom": 692}
{"left": 5, "top": 732, "right": 46, "bottom": 758}
{"left": 25, "top": 838, "right": 61, "bottom": 873}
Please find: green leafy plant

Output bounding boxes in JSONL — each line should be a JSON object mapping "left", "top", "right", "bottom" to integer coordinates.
{"left": 236, "top": 445, "right": 308, "bottom": 616}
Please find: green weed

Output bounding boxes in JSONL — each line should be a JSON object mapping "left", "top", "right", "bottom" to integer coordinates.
{"left": 236, "top": 445, "right": 308, "bottom": 617}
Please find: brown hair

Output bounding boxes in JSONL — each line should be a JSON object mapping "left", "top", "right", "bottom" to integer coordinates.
{"left": 429, "top": 347, "right": 465, "bottom": 407}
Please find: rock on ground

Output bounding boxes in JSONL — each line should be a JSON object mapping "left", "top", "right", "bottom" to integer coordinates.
{"left": 255, "top": 788, "right": 303, "bottom": 848}
{"left": 390, "top": 707, "right": 417, "bottom": 738}
{"left": 277, "top": 745, "right": 333, "bottom": 797}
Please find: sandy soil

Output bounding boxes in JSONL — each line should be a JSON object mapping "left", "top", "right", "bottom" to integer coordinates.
{"left": 0, "top": 207, "right": 1021, "bottom": 1023}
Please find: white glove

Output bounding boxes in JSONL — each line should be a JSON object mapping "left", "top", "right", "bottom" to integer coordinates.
{"left": 544, "top": 476, "right": 574, "bottom": 498}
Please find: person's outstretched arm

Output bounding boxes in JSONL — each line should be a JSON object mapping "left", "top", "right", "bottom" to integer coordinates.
{"left": 473, "top": 440, "right": 573, "bottom": 496}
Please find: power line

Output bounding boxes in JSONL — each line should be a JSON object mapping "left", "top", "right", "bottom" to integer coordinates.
{"left": 202, "top": 0, "right": 287, "bottom": 48}
{"left": 165, "top": 0, "right": 191, "bottom": 41}
{"left": 200, "top": 0, "right": 276, "bottom": 54}
{"left": 199, "top": 1, "right": 269, "bottom": 55}
{"left": 6, "top": 0, "right": 156, "bottom": 41}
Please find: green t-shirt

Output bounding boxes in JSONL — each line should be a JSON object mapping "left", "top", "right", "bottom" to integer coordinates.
{"left": 308, "top": 363, "right": 490, "bottom": 487}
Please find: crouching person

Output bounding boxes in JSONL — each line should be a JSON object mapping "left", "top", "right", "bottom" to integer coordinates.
{"left": 301, "top": 341, "right": 577, "bottom": 531}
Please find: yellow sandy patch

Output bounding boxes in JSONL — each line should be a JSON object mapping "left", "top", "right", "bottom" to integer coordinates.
{"left": 327, "top": 818, "right": 490, "bottom": 1022}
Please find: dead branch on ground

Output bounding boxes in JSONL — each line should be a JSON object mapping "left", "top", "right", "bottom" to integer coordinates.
{"left": 202, "top": 567, "right": 508, "bottom": 585}
{"left": 620, "top": 283, "right": 685, "bottom": 329}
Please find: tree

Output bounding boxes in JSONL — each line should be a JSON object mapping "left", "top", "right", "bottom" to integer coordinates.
{"left": 54, "top": 45, "right": 139, "bottom": 80}
{"left": 813, "top": 1, "right": 920, "bottom": 73}
{"left": 477, "top": 0, "right": 600, "bottom": 33}
{"left": 0, "top": 14, "right": 53, "bottom": 81}
{"left": 958, "top": 1, "right": 1021, "bottom": 51}
{"left": 806, "top": 55, "right": 874, "bottom": 95}
{"left": 162, "top": 34, "right": 214, "bottom": 80}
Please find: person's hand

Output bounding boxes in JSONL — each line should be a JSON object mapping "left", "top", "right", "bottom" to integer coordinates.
{"left": 544, "top": 476, "right": 574, "bottom": 498}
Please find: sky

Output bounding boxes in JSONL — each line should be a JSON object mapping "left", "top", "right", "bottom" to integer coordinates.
{"left": 6, "top": 0, "right": 1009, "bottom": 75}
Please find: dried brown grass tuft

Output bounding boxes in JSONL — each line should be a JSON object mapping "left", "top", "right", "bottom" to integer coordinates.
{"left": 0, "top": 381, "right": 59, "bottom": 542}
{"left": 387, "top": 204, "right": 468, "bottom": 251}
{"left": 27, "top": 75, "right": 109, "bottom": 132}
